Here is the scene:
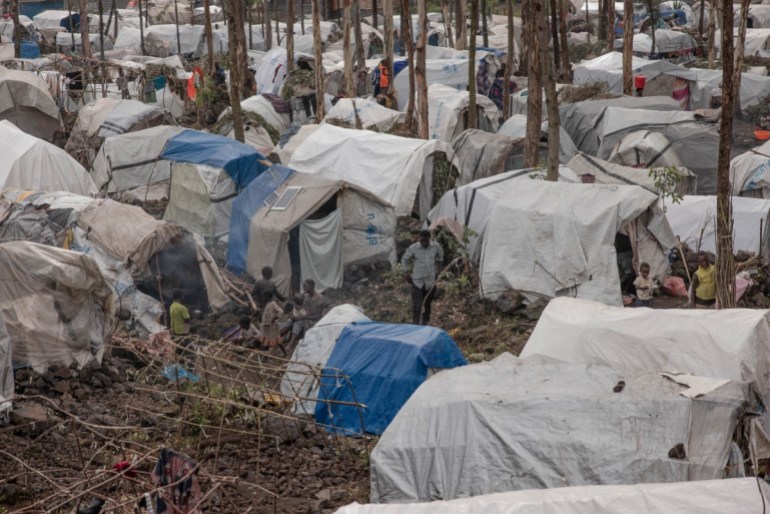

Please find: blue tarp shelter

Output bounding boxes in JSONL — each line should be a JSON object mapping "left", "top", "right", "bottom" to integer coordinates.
{"left": 160, "top": 129, "right": 269, "bottom": 190}
{"left": 315, "top": 322, "right": 467, "bottom": 435}
{"left": 227, "top": 164, "right": 294, "bottom": 273}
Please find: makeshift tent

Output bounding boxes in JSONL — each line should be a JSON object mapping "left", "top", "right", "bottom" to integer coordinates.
{"left": 91, "top": 126, "right": 270, "bottom": 239}
{"left": 665, "top": 195, "right": 770, "bottom": 256}
{"left": 567, "top": 152, "right": 697, "bottom": 194}
{"left": 280, "top": 304, "right": 371, "bottom": 415}
{"left": 628, "top": 29, "right": 697, "bottom": 55}
{"left": 324, "top": 97, "right": 403, "bottom": 132}
{"left": 479, "top": 181, "right": 676, "bottom": 305}
{"left": 741, "top": 5, "right": 770, "bottom": 28}
{"left": 731, "top": 139, "right": 770, "bottom": 198}
{"left": 0, "top": 66, "right": 62, "bottom": 141}
{"left": 340, "top": 478, "right": 770, "bottom": 513}
{"left": 559, "top": 96, "right": 681, "bottom": 156}
{"left": 66, "top": 98, "right": 174, "bottom": 167}
{"left": 370, "top": 353, "right": 756, "bottom": 503}
{"left": 425, "top": 84, "right": 500, "bottom": 142}
{"left": 392, "top": 59, "right": 470, "bottom": 110}
{"left": 605, "top": 130, "right": 685, "bottom": 172}
{"left": 451, "top": 129, "right": 525, "bottom": 185}
{"left": 1, "top": 190, "right": 229, "bottom": 330}
{"left": 522, "top": 297, "right": 770, "bottom": 409}
{"left": 288, "top": 124, "right": 454, "bottom": 218}
{"left": 315, "top": 322, "right": 467, "bottom": 435}
{"left": 595, "top": 107, "right": 719, "bottom": 193}
{"left": 0, "top": 120, "right": 96, "bottom": 195}
{"left": 427, "top": 167, "right": 579, "bottom": 261}
{"left": 218, "top": 94, "right": 291, "bottom": 153}
{"left": 0, "top": 316, "right": 11, "bottom": 417}
{"left": 230, "top": 168, "right": 396, "bottom": 294}
{"left": 497, "top": 114, "right": 579, "bottom": 165}
{"left": 272, "top": 124, "right": 320, "bottom": 165}
{"left": 0, "top": 240, "right": 115, "bottom": 373}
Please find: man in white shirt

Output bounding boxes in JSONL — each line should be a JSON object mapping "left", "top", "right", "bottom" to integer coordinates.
{"left": 401, "top": 230, "right": 444, "bottom": 325}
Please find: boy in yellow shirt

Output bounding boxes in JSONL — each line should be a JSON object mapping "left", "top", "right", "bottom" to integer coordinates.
{"left": 169, "top": 290, "right": 191, "bottom": 335}
{"left": 691, "top": 252, "right": 716, "bottom": 309}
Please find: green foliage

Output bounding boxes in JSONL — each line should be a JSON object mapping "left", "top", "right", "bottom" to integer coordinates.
{"left": 649, "top": 166, "right": 685, "bottom": 206}
{"left": 431, "top": 153, "right": 459, "bottom": 208}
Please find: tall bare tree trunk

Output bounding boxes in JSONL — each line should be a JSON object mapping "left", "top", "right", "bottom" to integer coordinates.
{"left": 80, "top": 0, "right": 92, "bottom": 58}
{"left": 524, "top": 0, "right": 542, "bottom": 168}
{"left": 622, "top": 0, "right": 633, "bottom": 95}
{"left": 312, "top": 0, "right": 325, "bottom": 118}
{"left": 204, "top": 0, "right": 214, "bottom": 73}
{"left": 559, "top": 0, "right": 570, "bottom": 80}
{"left": 98, "top": 0, "right": 105, "bottom": 61}
{"left": 384, "top": 0, "right": 394, "bottom": 93}
{"left": 607, "top": 0, "right": 615, "bottom": 51}
{"left": 597, "top": 0, "right": 606, "bottom": 42}
{"left": 226, "top": 0, "right": 245, "bottom": 142}
{"left": 264, "top": 0, "right": 272, "bottom": 50}
{"left": 455, "top": 0, "right": 466, "bottom": 50}
{"left": 468, "top": 0, "right": 478, "bottom": 129}
{"left": 481, "top": 0, "right": 488, "bottom": 47}
{"left": 707, "top": 0, "right": 715, "bottom": 68}
{"left": 550, "top": 0, "right": 560, "bottom": 78}
{"left": 734, "top": 0, "right": 750, "bottom": 117}
{"left": 11, "top": 0, "right": 19, "bottom": 58}
{"left": 402, "top": 0, "right": 416, "bottom": 132}
{"left": 502, "top": 0, "right": 514, "bottom": 120}
{"left": 301, "top": 0, "right": 305, "bottom": 34}
{"left": 416, "top": 0, "right": 429, "bottom": 138}
{"left": 136, "top": 0, "right": 145, "bottom": 54}
{"left": 174, "top": 0, "right": 182, "bottom": 57}
{"left": 287, "top": 0, "right": 295, "bottom": 72}
{"left": 373, "top": 0, "right": 378, "bottom": 29}
{"left": 441, "top": 0, "right": 453, "bottom": 48}
{"left": 353, "top": 0, "right": 367, "bottom": 95}
{"left": 343, "top": 0, "right": 354, "bottom": 95}
{"left": 539, "top": 0, "right": 559, "bottom": 180}
{"left": 235, "top": 0, "right": 250, "bottom": 96}
{"left": 716, "top": 0, "right": 737, "bottom": 308}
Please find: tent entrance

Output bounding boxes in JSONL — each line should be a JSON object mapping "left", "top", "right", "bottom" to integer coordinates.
{"left": 298, "top": 208, "right": 343, "bottom": 293}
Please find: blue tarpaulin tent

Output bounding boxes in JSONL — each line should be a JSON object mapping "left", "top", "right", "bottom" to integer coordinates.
{"left": 315, "top": 322, "right": 467, "bottom": 435}
{"left": 227, "top": 164, "right": 294, "bottom": 273}
{"left": 160, "top": 129, "right": 269, "bottom": 189}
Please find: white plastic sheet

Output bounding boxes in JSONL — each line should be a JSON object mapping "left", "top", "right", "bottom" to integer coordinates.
{"left": 299, "top": 209, "right": 343, "bottom": 292}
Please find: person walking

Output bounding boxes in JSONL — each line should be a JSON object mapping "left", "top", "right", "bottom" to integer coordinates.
{"left": 401, "top": 230, "right": 443, "bottom": 325}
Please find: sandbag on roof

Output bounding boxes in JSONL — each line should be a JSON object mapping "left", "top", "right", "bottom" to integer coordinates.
{"left": 0, "top": 241, "right": 115, "bottom": 373}
{"left": 370, "top": 354, "right": 755, "bottom": 503}
{"left": 479, "top": 181, "right": 675, "bottom": 305}
{"left": 338, "top": 478, "right": 770, "bottom": 513}
{"left": 0, "top": 120, "right": 97, "bottom": 196}
{"left": 0, "top": 66, "right": 62, "bottom": 141}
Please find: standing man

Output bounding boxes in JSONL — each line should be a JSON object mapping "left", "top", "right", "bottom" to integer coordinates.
{"left": 302, "top": 279, "right": 327, "bottom": 324}
{"left": 401, "top": 230, "right": 443, "bottom": 325}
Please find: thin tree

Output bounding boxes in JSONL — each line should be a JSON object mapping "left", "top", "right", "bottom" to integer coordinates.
{"left": 559, "top": 0, "right": 570, "bottom": 80}
{"left": 401, "top": 0, "right": 416, "bottom": 133}
{"left": 343, "top": 0, "right": 354, "bottom": 95}
{"left": 540, "top": 0, "right": 559, "bottom": 181}
{"left": 174, "top": 0, "right": 181, "bottom": 56}
{"left": 607, "top": 0, "right": 615, "bottom": 51}
{"left": 136, "top": 0, "right": 145, "bottom": 54}
{"left": 524, "top": 0, "right": 542, "bottom": 168}
{"left": 468, "top": 0, "right": 478, "bottom": 130}
{"left": 263, "top": 0, "right": 272, "bottom": 50}
{"left": 502, "top": 0, "right": 514, "bottom": 120}
{"left": 226, "top": 0, "right": 245, "bottom": 142}
{"left": 622, "top": 0, "right": 633, "bottom": 95}
{"left": 98, "top": 0, "right": 105, "bottom": 61}
{"left": 80, "top": 0, "right": 92, "bottom": 58}
{"left": 383, "top": 0, "right": 394, "bottom": 94}
{"left": 455, "top": 0, "right": 466, "bottom": 50}
{"left": 372, "top": 0, "right": 378, "bottom": 29}
{"left": 416, "top": 0, "right": 429, "bottom": 138}
{"left": 287, "top": 0, "right": 295, "bottom": 72}
{"left": 550, "top": 0, "right": 560, "bottom": 79}
{"left": 204, "top": 0, "right": 215, "bottom": 73}
{"left": 707, "top": 0, "right": 715, "bottom": 68}
{"left": 11, "top": 0, "right": 19, "bottom": 58}
{"left": 353, "top": 0, "right": 367, "bottom": 95}
{"left": 312, "top": 0, "right": 325, "bottom": 118}
{"left": 481, "top": 0, "right": 488, "bottom": 47}
{"left": 441, "top": 0, "right": 454, "bottom": 48}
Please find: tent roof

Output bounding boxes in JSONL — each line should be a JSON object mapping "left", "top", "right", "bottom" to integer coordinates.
{"left": 160, "top": 129, "right": 268, "bottom": 188}
{"left": 567, "top": 152, "right": 696, "bottom": 194}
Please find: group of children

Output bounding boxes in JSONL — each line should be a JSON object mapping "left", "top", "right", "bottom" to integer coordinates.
{"left": 632, "top": 251, "right": 717, "bottom": 308}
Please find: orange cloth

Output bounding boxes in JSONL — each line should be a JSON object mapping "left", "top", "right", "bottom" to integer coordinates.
{"left": 379, "top": 64, "right": 389, "bottom": 89}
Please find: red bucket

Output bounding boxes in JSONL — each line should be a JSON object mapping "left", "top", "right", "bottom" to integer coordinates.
{"left": 634, "top": 75, "right": 647, "bottom": 90}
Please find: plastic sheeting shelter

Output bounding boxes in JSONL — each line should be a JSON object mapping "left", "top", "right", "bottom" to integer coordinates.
{"left": 392, "top": 59, "right": 470, "bottom": 110}
{"left": 281, "top": 304, "right": 371, "bottom": 415}
{"left": 315, "top": 322, "right": 467, "bottom": 435}
{"left": 567, "top": 153, "right": 697, "bottom": 194}
{"left": 425, "top": 84, "right": 500, "bottom": 142}
{"left": 523, "top": 297, "right": 770, "bottom": 408}
{"left": 231, "top": 170, "right": 397, "bottom": 295}
{"left": 479, "top": 181, "right": 676, "bottom": 305}
{"left": 0, "top": 66, "right": 62, "bottom": 141}
{"left": 451, "top": 129, "right": 525, "bottom": 185}
{"left": 497, "top": 114, "right": 579, "bottom": 165}
{"left": 0, "top": 120, "right": 97, "bottom": 195}
{"left": 324, "top": 97, "right": 403, "bottom": 132}
{"left": 0, "top": 241, "right": 115, "bottom": 373}
{"left": 288, "top": 124, "right": 455, "bottom": 218}
{"left": 665, "top": 195, "right": 770, "bottom": 256}
{"left": 338, "top": 478, "right": 770, "bottom": 513}
{"left": 370, "top": 354, "right": 755, "bottom": 503}
{"left": 731, "top": 139, "right": 770, "bottom": 197}
{"left": 91, "top": 127, "right": 270, "bottom": 239}
{"left": 595, "top": 108, "right": 719, "bottom": 194}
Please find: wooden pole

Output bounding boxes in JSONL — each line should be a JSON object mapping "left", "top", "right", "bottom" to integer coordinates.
{"left": 98, "top": 0, "right": 105, "bottom": 60}
{"left": 312, "top": 0, "right": 325, "bottom": 118}
{"left": 287, "top": 0, "right": 295, "bottom": 72}
{"left": 559, "top": 0, "right": 570, "bottom": 80}
{"left": 539, "top": 0, "right": 559, "bottom": 181}
{"left": 523, "top": 0, "right": 542, "bottom": 168}
{"left": 372, "top": 0, "right": 378, "bottom": 30}
{"left": 137, "top": 0, "right": 145, "bottom": 55}
{"left": 441, "top": 0, "right": 453, "bottom": 48}
{"left": 455, "top": 0, "right": 465, "bottom": 50}
{"left": 343, "top": 0, "right": 353, "bottom": 95}
{"left": 12, "top": 0, "right": 20, "bottom": 58}
{"left": 80, "top": 0, "right": 92, "bottom": 58}
{"left": 112, "top": 0, "right": 117, "bottom": 39}
{"left": 416, "top": 0, "right": 428, "bottom": 138}
{"left": 264, "top": 0, "right": 271, "bottom": 50}
{"left": 204, "top": 0, "right": 214, "bottom": 72}
{"left": 384, "top": 0, "right": 393, "bottom": 93}
{"left": 226, "top": 0, "right": 245, "bottom": 142}
{"left": 502, "top": 0, "right": 514, "bottom": 120}
{"left": 301, "top": 0, "right": 305, "bottom": 34}
{"left": 67, "top": 0, "right": 76, "bottom": 52}
{"left": 401, "top": 0, "right": 415, "bottom": 132}
{"left": 353, "top": 0, "right": 366, "bottom": 94}
{"left": 174, "top": 0, "right": 182, "bottom": 58}
{"left": 468, "top": 0, "right": 478, "bottom": 129}
{"left": 622, "top": 0, "right": 633, "bottom": 95}
{"left": 481, "top": 0, "right": 488, "bottom": 47}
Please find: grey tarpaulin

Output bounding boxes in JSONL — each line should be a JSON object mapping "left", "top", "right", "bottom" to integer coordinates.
{"left": 299, "top": 209, "right": 343, "bottom": 292}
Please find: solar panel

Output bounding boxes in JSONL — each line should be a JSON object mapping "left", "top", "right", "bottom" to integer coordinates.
{"left": 271, "top": 186, "right": 302, "bottom": 211}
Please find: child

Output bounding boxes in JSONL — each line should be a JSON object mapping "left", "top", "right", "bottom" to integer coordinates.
{"left": 633, "top": 262, "right": 654, "bottom": 307}
{"left": 260, "top": 290, "right": 284, "bottom": 348}
{"left": 235, "top": 316, "right": 261, "bottom": 348}
{"left": 691, "top": 251, "right": 716, "bottom": 309}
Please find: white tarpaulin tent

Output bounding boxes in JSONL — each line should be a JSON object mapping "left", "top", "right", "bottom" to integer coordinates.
{"left": 479, "top": 181, "right": 675, "bottom": 305}
{"left": 450, "top": 129, "right": 525, "bottom": 185}
{"left": 0, "top": 240, "right": 115, "bottom": 373}
{"left": 369, "top": 353, "right": 755, "bottom": 503}
{"left": 629, "top": 29, "right": 697, "bottom": 55}
{"left": 288, "top": 124, "right": 454, "bottom": 218}
{"left": 522, "top": 297, "right": 770, "bottom": 407}
{"left": 731, "top": 139, "right": 770, "bottom": 197}
{"left": 665, "top": 195, "right": 770, "bottom": 256}
{"left": 567, "top": 152, "right": 697, "bottom": 194}
{"left": 595, "top": 107, "right": 719, "bottom": 193}
{"left": 497, "top": 114, "right": 578, "bottom": 164}
{"left": 0, "top": 66, "right": 62, "bottom": 141}
{"left": 0, "top": 120, "right": 97, "bottom": 195}
{"left": 392, "top": 59, "right": 470, "bottom": 110}
{"left": 425, "top": 84, "right": 500, "bottom": 142}
{"left": 324, "top": 97, "right": 403, "bottom": 132}
{"left": 337, "top": 478, "right": 770, "bottom": 514}
{"left": 280, "top": 304, "right": 370, "bottom": 415}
